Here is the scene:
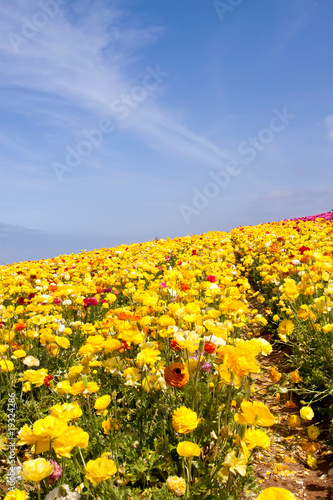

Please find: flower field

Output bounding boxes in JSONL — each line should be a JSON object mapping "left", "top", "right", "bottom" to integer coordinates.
{"left": 1, "top": 213, "right": 333, "bottom": 500}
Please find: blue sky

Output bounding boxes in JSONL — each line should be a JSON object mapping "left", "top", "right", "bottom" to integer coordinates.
{"left": 0, "top": 0, "right": 332, "bottom": 264}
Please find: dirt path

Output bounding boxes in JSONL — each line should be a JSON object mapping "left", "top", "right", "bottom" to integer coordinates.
{"left": 252, "top": 345, "right": 333, "bottom": 499}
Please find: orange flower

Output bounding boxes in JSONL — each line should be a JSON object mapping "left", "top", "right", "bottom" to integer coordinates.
{"left": 290, "top": 370, "right": 302, "bottom": 383}
{"left": 164, "top": 362, "right": 189, "bottom": 388}
{"left": 118, "top": 312, "right": 132, "bottom": 320}
{"left": 269, "top": 367, "right": 281, "bottom": 383}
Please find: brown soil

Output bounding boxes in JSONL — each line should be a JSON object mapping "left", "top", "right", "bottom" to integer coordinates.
{"left": 252, "top": 348, "right": 333, "bottom": 500}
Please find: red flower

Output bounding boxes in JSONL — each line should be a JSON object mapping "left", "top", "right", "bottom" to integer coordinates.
{"left": 119, "top": 340, "right": 130, "bottom": 353}
{"left": 14, "top": 323, "right": 26, "bottom": 331}
{"left": 204, "top": 342, "right": 216, "bottom": 354}
{"left": 170, "top": 339, "right": 182, "bottom": 351}
{"left": 206, "top": 275, "right": 216, "bottom": 283}
{"left": 43, "top": 374, "right": 54, "bottom": 387}
{"left": 299, "top": 246, "right": 310, "bottom": 255}
{"left": 180, "top": 283, "right": 189, "bottom": 292}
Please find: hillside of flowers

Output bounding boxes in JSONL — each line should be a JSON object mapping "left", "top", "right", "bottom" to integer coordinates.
{"left": 1, "top": 212, "right": 332, "bottom": 500}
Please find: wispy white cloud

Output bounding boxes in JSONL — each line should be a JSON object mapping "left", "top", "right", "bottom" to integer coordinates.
{"left": 0, "top": 1, "right": 234, "bottom": 171}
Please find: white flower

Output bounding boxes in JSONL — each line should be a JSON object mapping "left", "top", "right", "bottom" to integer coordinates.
{"left": 204, "top": 335, "right": 225, "bottom": 347}
{"left": 62, "top": 299, "right": 72, "bottom": 306}
{"left": 45, "top": 485, "right": 81, "bottom": 500}
{"left": 292, "top": 259, "right": 300, "bottom": 265}
{"left": 23, "top": 356, "right": 40, "bottom": 367}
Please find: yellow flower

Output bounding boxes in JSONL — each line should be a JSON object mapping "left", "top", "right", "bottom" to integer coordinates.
{"left": 172, "top": 406, "right": 200, "bottom": 434}
{"left": 102, "top": 418, "right": 119, "bottom": 434}
{"left": 0, "top": 359, "right": 14, "bottom": 372}
{"left": 94, "top": 395, "right": 111, "bottom": 412}
{"left": 104, "top": 338, "right": 122, "bottom": 353}
{"left": 243, "top": 429, "right": 270, "bottom": 450}
{"left": 234, "top": 401, "right": 275, "bottom": 427}
{"left": 142, "top": 374, "right": 166, "bottom": 392}
{"left": 122, "top": 367, "right": 141, "bottom": 386}
{"left": 222, "top": 450, "right": 247, "bottom": 476}
{"left": 85, "top": 456, "right": 117, "bottom": 486}
{"left": 67, "top": 365, "right": 83, "bottom": 382}
{"left": 49, "top": 403, "right": 82, "bottom": 421}
{"left": 288, "top": 415, "right": 301, "bottom": 428}
{"left": 256, "top": 487, "right": 296, "bottom": 500}
{"left": 177, "top": 441, "right": 201, "bottom": 458}
{"left": 70, "top": 380, "right": 100, "bottom": 395}
{"left": 166, "top": 476, "right": 186, "bottom": 496}
{"left": 33, "top": 415, "right": 68, "bottom": 440}
{"left": 12, "top": 349, "right": 27, "bottom": 359}
{"left": 21, "top": 458, "right": 54, "bottom": 483}
{"left": 55, "top": 336, "right": 70, "bottom": 349}
{"left": 300, "top": 406, "right": 314, "bottom": 421}
{"left": 54, "top": 380, "right": 72, "bottom": 394}
{"left": 281, "top": 279, "right": 299, "bottom": 301}
{"left": 323, "top": 323, "right": 333, "bottom": 334}
{"left": 136, "top": 347, "right": 161, "bottom": 366}
{"left": 278, "top": 320, "right": 294, "bottom": 337}
{"left": 20, "top": 368, "right": 48, "bottom": 387}
{"left": 307, "top": 425, "right": 320, "bottom": 440}
{"left": 4, "top": 490, "right": 28, "bottom": 500}
{"left": 52, "top": 426, "right": 89, "bottom": 457}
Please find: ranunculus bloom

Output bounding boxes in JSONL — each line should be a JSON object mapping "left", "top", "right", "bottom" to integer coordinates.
{"left": 269, "top": 367, "right": 281, "bottom": 383}
{"left": 234, "top": 401, "right": 275, "bottom": 427}
{"left": 290, "top": 369, "right": 302, "bottom": 383}
{"left": 52, "top": 427, "right": 89, "bottom": 457}
{"left": 177, "top": 441, "right": 201, "bottom": 458}
{"left": 300, "top": 406, "right": 314, "bottom": 421}
{"left": 23, "top": 356, "right": 40, "bottom": 367}
{"left": 243, "top": 429, "right": 270, "bottom": 450}
{"left": 288, "top": 415, "right": 301, "bottom": 428}
{"left": 94, "top": 395, "right": 111, "bottom": 411}
{"left": 307, "top": 425, "right": 320, "bottom": 440}
{"left": 0, "top": 359, "right": 14, "bottom": 372}
{"left": 45, "top": 484, "right": 81, "bottom": 500}
{"left": 166, "top": 476, "right": 186, "bottom": 496}
{"left": 256, "top": 487, "right": 296, "bottom": 500}
{"left": 164, "top": 362, "right": 189, "bottom": 388}
{"left": 21, "top": 458, "right": 54, "bottom": 483}
{"left": 4, "top": 490, "right": 28, "bottom": 500}
{"left": 20, "top": 368, "right": 48, "bottom": 386}
{"left": 204, "top": 342, "right": 216, "bottom": 354}
{"left": 49, "top": 403, "right": 83, "bottom": 421}
{"left": 172, "top": 406, "right": 200, "bottom": 434}
{"left": 48, "top": 460, "right": 62, "bottom": 485}
{"left": 85, "top": 456, "right": 117, "bottom": 486}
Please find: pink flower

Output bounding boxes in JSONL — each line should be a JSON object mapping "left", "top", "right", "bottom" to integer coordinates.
{"left": 160, "top": 281, "right": 167, "bottom": 288}
{"left": 53, "top": 298, "right": 62, "bottom": 305}
{"left": 48, "top": 460, "right": 62, "bottom": 485}
{"left": 83, "top": 297, "right": 98, "bottom": 308}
